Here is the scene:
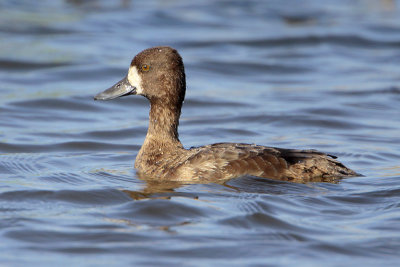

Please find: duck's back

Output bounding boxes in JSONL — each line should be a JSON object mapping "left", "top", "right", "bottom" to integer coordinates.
{"left": 168, "top": 143, "right": 357, "bottom": 182}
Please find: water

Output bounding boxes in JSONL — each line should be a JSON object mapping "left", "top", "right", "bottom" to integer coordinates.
{"left": 1, "top": 0, "right": 400, "bottom": 266}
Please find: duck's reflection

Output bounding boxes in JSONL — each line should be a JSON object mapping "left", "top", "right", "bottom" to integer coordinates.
{"left": 122, "top": 179, "right": 200, "bottom": 200}
{"left": 121, "top": 173, "right": 346, "bottom": 201}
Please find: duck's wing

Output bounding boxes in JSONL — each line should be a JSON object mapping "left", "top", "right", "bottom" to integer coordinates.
{"left": 182, "top": 143, "right": 357, "bottom": 181}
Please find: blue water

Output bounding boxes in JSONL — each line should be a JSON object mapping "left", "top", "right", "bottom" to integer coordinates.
{"left": 1, "top": 0, "right": 400, "bottom": 266}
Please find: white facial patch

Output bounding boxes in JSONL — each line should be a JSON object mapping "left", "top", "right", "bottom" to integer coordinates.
{"left": 127, "top": 66, "right": 144, "bottom": 95}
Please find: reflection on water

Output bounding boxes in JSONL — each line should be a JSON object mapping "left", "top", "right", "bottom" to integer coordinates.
{"left": 124, "top": 171, "right": 346, "bottom": 201}
{"left": 123, "top": 180, "right": 192, "bottom": 200}
{"left": 1, "top": 0, "right": 400, "bottom": 266}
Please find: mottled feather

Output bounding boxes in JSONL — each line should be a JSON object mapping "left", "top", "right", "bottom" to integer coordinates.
{"left": 95, "top": 46, "right": 358, "bottom": 182}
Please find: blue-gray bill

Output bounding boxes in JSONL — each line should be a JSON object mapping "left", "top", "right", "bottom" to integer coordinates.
{"left": 94, "top": 76, "right": 136, "bottom": 100}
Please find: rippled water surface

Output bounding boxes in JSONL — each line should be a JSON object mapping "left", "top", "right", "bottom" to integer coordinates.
{"left": 1, "top": 0, "right": 400, "bottom": 266}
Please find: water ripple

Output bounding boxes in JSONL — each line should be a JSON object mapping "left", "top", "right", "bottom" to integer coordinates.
{"left": 1, "top": 0, "right": 400, "bottom": 265}
{"left": 180, "top": 34, "right": 400, "bottom": 49}
{"left": 0, "top": 141, "right": 139, "bottom": 153}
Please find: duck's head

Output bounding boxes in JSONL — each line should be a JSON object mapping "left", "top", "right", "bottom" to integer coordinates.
{"left": 94, "top": 46, "right": 186, "bottom": 107}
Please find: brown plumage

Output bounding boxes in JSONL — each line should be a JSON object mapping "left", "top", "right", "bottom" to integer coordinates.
{"left": 94, "top": 46, "right": 358, "bottom": 182}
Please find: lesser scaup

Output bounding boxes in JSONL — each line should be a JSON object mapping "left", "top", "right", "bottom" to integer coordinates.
{"left": 95, "top": 46, "right": 358, "bottom": 182}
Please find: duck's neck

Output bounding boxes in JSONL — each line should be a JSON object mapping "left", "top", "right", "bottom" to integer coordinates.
{"left": 143, "top": 98, "right": 183, "bottom": 149}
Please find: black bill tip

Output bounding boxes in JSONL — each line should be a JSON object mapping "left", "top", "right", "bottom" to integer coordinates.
{"left": 94, "top": 76, "right": 136, "bottom": 101}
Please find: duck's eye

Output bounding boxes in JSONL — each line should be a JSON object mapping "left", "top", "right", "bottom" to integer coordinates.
{"left": 141, "top": 64, "right": 150, "bottom": 72}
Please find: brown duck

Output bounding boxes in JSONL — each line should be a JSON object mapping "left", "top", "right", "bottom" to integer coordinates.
{"left": 94, "top": 46, "right": 358, "bottom": 182}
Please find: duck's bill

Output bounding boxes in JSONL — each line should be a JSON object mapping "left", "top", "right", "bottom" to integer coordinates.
{"left": 94, "top": 76, "right": 136, "bottom": 100}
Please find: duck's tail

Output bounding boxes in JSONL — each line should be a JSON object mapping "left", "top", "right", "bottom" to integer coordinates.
{"left": 279, "top": 149, "right": 360, "bottom": 182}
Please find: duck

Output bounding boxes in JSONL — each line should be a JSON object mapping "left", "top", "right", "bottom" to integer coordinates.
{"left": 94, "top": 46, "right": 358, "bottom": 182}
